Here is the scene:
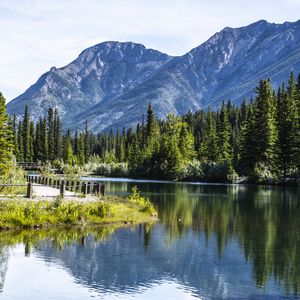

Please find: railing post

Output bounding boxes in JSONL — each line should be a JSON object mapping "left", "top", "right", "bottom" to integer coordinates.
{"left": 26, "top": 182, "right": 33, "bottom": 199}
{"left": 100, "top": 184, "right": 105, "bottom": 196}
{"left": 93, "top": 182, "right": 98, "bottom": 195}
{"left": 60, "top": 181, "right": 65, "bottom": 199}
{"left": 49, "top": 178, "right": 52, "bottom": 186}
{"left": 76, "top": 181, "right": 80, "bottom": 192}
{"left": 81, "top": 183, "right": 87, "bottom": 197}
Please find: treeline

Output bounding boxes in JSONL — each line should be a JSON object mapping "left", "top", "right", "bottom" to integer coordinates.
{"left": 2, "top": 72, "right": 300, "bottom": 182}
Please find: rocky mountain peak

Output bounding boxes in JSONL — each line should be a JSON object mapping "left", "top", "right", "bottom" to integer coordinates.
{"left": 7, "top": 20, "right": 300, "bottom": 133}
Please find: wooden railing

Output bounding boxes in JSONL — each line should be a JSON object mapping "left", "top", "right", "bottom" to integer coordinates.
{"left": 0, "top": 177, "right": 105, "bottom": 199}
{"left": 26, "top": 175, "right": 105, "bottom": 198}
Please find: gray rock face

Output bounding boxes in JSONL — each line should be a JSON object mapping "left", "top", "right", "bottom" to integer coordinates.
{"left": 7, "top": 42, "right": 171, "bottom": 123}
{"left": 7, "top": 20, "right": 300, "bottom": 132}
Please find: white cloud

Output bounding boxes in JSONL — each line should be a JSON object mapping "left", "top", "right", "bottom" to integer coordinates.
{"left": 0, "top": 0, "right": 299, "bottom": 101}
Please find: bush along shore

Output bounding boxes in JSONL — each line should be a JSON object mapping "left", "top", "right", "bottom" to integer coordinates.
{"left": 0, "top": 187, "right": 157, "bottom": 230}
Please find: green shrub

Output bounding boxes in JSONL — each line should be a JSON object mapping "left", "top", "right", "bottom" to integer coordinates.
{"left": 94, "top": 162, "right": 128, "bottom": 177}
{"left": 182, "top": 160, "right": 238, "bottom": 183}
{"left": 128, "top": 186, "right": 156, "bottom": 215}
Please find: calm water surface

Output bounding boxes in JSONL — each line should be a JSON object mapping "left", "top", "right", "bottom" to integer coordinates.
{"left": 0, "top": 179, "right": 300, "bottom": 299}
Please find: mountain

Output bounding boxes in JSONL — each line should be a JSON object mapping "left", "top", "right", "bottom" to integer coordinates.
{"left": 7, "top": 42, "right": 171, "bottom": 123}
{"left": 7, "top": 20, "right": 300, "bottom": 132}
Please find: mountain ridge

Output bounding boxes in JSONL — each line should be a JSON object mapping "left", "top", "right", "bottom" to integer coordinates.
{"left": 7, "top": 19, "right": 300, "bottom": 132}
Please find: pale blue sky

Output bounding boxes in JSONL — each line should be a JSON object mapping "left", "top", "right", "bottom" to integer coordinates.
{"left": 1, "top": 0, "right": 300, "bottom": 101}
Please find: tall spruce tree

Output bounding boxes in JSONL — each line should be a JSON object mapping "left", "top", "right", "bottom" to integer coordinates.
{"left": 199, "top": 111, "right": 218, "bottom": 162}
{"left": 29, "top": 121, "right": 35, "bottom": 161}
{"left": 54, "top": 109, "right": 63, "bottom": 160}
{"left": 47, "top": 108, "right": 55, "bottom": 161}
{"left": 22, "top": 105, "right": 31, "bottom": 162}
{"left": 275, "top": 79, "right": 297, "bottom": 177}
{"left": 146, "top": 102, "right": 155, "bottom": 138}
{"left": 217, "top": 101, "right": 233, "bottom": 162}
{"left": 239, "top": 104, "right": 256, "bottom": 174}
{"left": 63, "top": 129, "right": 73, "bottom": 164}
{"left": 295, "top": 74, "right": 300, "bottom": 173}
{"left": 17, "top": 120, "right": 24, "bottom": 161}
{"left": 12, "top": 114, "right": 18, "bottom": 159}
{"left": 84, "top": 120, "right": 90, "bottom": 163}
{"left": 252, "top": 80, "right": 277, "bottom": 174}
{"left": 0, "top": 93, "right": 14, "bottom": 176}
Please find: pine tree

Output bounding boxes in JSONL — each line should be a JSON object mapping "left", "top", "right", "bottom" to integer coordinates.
{"left": 22, "top": 105, "right": 31, "bottom": 162}
{"left": 128, "top": 136, "right": 143, "bottom": 171}
{"left": 73, "top": 131, "right": 79, "bottom": 156}
{"left": 159, "top": 113, "right": 185, "bottom": 179}
{"left": 295, "top": 74, "right": 300, "bottom": 173}
{"left": 34, "top": 118, "right": 41, "bottom": 161}
{"left": 84, "top": 120, "right": 90, "bottom": 163}
{"left": 12, "top": 114, "right": 19, "bottom": 159}
{"left": 252, "top": 80, "right": 277, "bottom": 174}
{"left": 199, "top": 111, "right": 218, "bottom": 162}
{"left": 78, "top": 133, "right": 85, "bottom": 165}
{"left": 239, "top": 104, "right": 256, "bottom": 174}
{"left": 17, "top": 120, "right": 24, "bottom": 161}
{"left": 217, "top": 101, "right": 233, "bottom": 162}
{"left": 0, "top": 93, "right": 14, "bottom": 176}
{"left": 47, "top": 108, "right": 55, "bottom": 161}
{"left": 63, "top": 129, "right": 73, "bottom": 164}
{"left": 54, "top": 109, "right": 63, "bottom": 160}
{"left": 29, "top": 121, "right": 35, "bottom": 161}
{"left": 275, "top": 78, "right": 297, "bottom": 177}
{"left": 41, "top": 117, "right": 48, "bottom": 161}
{"left": 146, "top": 102, "right": 155, "bottom": 138}
{"left": 178, "top": 123, "right": 195, "bottom": 162}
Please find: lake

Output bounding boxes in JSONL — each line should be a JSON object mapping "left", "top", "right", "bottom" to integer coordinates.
{"left": 0, "top": 178, "right": 299, "bottom": 299}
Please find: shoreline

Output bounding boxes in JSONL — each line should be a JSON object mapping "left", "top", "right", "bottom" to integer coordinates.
{"left": 0, "top": 194, "right": 157, "bottom": 231}
{"left": 81, "top": 174, "right": 300, "bottom": 187}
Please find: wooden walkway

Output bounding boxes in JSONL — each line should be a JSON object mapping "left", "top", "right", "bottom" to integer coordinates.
{"left": 33, "top": 184, "right": 76, "bottom": 198}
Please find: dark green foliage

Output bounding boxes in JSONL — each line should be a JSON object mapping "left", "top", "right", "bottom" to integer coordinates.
{"left": 47, "top": 108, "right": 55, "bottom": 161}
{"left": 22, "top": 105, "right": 32, "bottom": 162}
{"left": 0, "top": 93, "right": 14, "bottom": 176}
{"left": 4, "top": 72, "right": 300, "bottom": 182}
{"left": 217, "top": 101, "right": 232, "bottom": 162}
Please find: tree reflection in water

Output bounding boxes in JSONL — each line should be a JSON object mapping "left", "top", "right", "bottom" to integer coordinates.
{"left": 0, "top": 183, "right": 299, "bottom": 297}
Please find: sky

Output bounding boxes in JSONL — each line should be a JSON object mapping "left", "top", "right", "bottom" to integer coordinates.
{"left": 1, "top": 0, "right": 300, "bottom": 101}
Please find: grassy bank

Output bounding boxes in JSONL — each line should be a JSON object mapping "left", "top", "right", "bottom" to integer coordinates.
{"left": 0, "top": 188, "right": 157, "bottom": 230}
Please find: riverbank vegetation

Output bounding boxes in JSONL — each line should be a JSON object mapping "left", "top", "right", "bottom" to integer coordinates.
{"left": 1, "top": 72, "right": 300, "bottom": 183}
{"left": 0, "top": 188, "right": 157, "bottom": 230}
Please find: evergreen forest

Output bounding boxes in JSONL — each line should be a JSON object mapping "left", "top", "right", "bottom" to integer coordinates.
{"left": 1, "top": 72, "right": 300, "bottom": 183}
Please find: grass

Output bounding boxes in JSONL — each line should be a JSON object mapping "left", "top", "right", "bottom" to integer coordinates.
{"left": 0, "top": 187, "right": 157, "bottom": 230}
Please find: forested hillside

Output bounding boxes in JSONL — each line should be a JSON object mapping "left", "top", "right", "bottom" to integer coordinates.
{"left": 3, "top": 72, "right": 299, "bottom": 183}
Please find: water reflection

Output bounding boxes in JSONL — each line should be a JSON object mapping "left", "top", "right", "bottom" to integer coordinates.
{"left": 0, "top": 182, "right": 299, "bottom": 299}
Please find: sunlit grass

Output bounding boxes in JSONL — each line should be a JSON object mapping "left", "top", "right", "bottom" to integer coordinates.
{"left": 0, "top": 189, "right": 157, "bottom": 230}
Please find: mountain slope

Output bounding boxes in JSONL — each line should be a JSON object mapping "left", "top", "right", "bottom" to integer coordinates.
{"left": 7, "top": 42, "right": 171, "bottom": 122}
{"left": 69, "top": 20, "right": 300, "bottom": 132}
{"left": 7, "top": 20, "right": 300, "bottom": 132}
